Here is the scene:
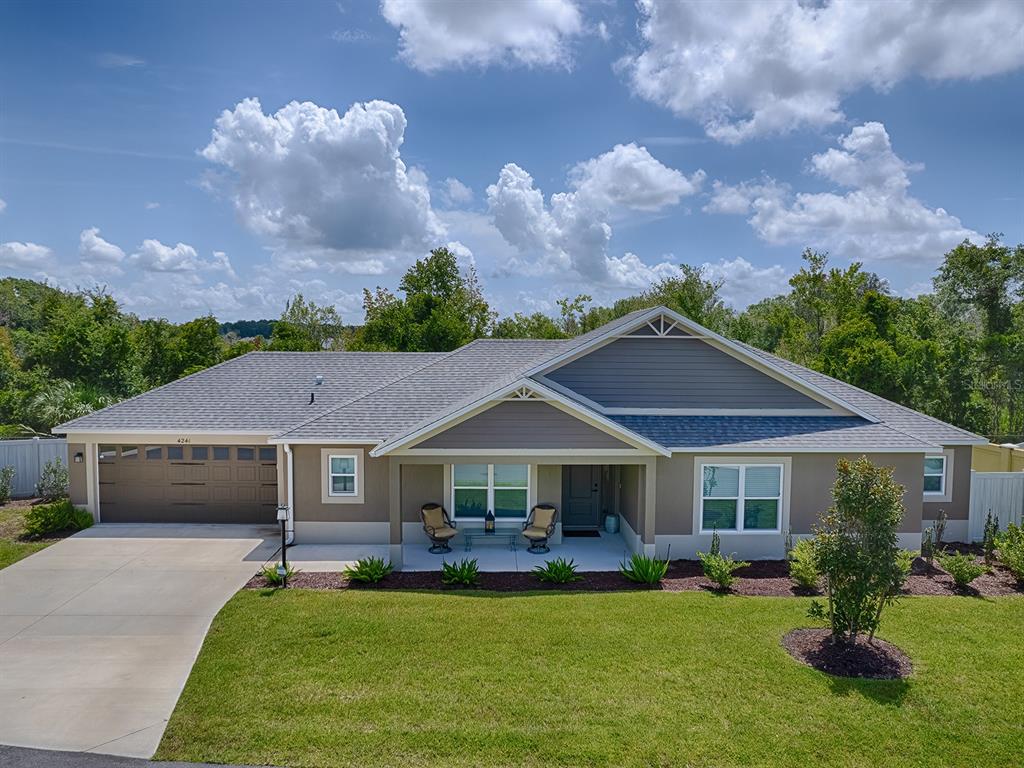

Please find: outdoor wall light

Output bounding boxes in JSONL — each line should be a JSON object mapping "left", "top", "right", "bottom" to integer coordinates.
{"left": 73, "top": 452, "right": 83, "bottom": 463}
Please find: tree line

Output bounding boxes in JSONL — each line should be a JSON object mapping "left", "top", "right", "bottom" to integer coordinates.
{"left": 0, "top": 236, "right": 1020, "bottom": 442}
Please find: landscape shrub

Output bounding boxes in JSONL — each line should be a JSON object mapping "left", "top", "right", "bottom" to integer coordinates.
{"left": 895, "top": 549, "right": 916, "bottom": 591}
{"left": 343, "top": 556, "right": 393, "bottom": 583}
{"left": 982, "top": 512, "right": 1000, "bottom": 565}
{"left": 619, "top": 552, "right": 669, "bottom": 585}
{"left": 23, "top": 498, "right": 93, "bottom": 537}
{"left": 533, "top": 557, "right": 582, "bottom": 583}
{"left": 787, "top": 538, "right": 820, "bottom": 591}
{"left": 934, "top": 510, "right": 948, "bottom": 548}
{"left": 0, "top": 465, "right": 14, "bottom": 504}
{"left": 261, "top": 562, "right": 297, "bottom": 586}
{"left": 441, "top": 558, "right": 480, "bottom": 586}
{"left": 937, "top": 552, "right": 986, "bottom": 589}
{"left": 36, "top": 457, "right": 69, "bottom": 502}
{"left": 808, "top": 457, "right": 907, "bottom": 644}
{"left": 921, "top": 527, "right": 935, "bottom": 565}
{"left": 697, "top": 531, "right": 749, "bottom": 591}
{"left": 995, "top": 523, "right": 1024, "bottom": 582}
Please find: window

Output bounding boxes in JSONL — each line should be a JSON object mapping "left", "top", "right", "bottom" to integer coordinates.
{"left": 190, "top": 446, "right": 208, "bottom": 461}
{"left": 145, "top": 446, "right": 162, "bottom": 460}
{"left": 120, "top": 446, "right": 138, "bottom": 459}
{"left": 328, "top": 455, "right": 358, "bottom": 496}
{"left": 452, "top": 464, "right": 529, "bottom": 521}
{"left": 167, "top": 446, "right": 184, "bottom": 460}
{"left": 237, "top": 447, "right": 255, "bottom": 461}
{"left": 213, "top": 446, "right": 230, "bottom": 460}
{"left": 924, "top": 455, "right": 946, "bottom": 495}
{"left": 701, "top": 463, "right": 783, "bottom": 533}
{"left": 258, "top": 447, "right": 276, "bottom": 462}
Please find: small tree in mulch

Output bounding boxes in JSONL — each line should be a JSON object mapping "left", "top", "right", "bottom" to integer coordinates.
{"left": 808, "top": 456, "right": 907, "bottom": 646}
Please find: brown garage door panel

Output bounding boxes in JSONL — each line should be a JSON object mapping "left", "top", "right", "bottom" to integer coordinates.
{"left": 98, "top": 445, "right": 277, "bottom": 524}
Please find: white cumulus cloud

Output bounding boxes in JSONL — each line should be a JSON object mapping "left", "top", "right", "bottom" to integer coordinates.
{"left": 441, "top": 177, "right": 474, "bottom": 207}
{"left": 621, "top": 0, "right": 1024, "bottom": 143}
{"left": 200, "top": 97, "right": 443, "bottom": 265}
{"left": 79, "top": 227, "right": 126, "bottom": 268}
{"left": 486, "top": 143, "right": 702, "bottom": 287}
{"left": 0, "top": 241, "right": 53, "bottom": 270}
{"left": 380, "top": 0, "right": 584, "bottom": 72}
{"left": 700, "top": 257, "right": 791, "bottom": 309}
{"left": 705, "top": 122, "right": 981, "bottom": 263}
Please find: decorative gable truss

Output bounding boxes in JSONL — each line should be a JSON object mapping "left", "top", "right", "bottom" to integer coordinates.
{"left": 629, "top": 314, "right": 694, "bottom": 338}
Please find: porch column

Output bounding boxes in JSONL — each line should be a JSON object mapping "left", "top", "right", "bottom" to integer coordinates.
{"left": 84, "top": 442, "right": 100, "bottom": 521}
{"left": 642, "top": 457, "right": 656, "bottom": 557}
{"left": 388, "top": 458, "right": 403, "bottom": 570}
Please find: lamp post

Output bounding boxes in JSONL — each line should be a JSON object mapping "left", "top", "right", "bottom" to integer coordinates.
{"left": 276, "top": 505, "right": 289, "bottom": 588}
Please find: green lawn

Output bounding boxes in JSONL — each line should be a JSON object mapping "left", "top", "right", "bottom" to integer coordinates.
{"left": 157, "top": 590, "right": 1024, "bottom": 768}
{"left": 0, "top": 501, "right": 53, "bottom": 569}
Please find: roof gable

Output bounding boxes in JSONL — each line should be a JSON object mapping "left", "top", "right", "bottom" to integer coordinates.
{"left": 544, "top": 335, "right": 831, "bottom": 411}
{"left": 415, "top": 401, "right": 633, "bottom": 451}
{"left": 532, "top": 307, "right": 865, "bottom": 418}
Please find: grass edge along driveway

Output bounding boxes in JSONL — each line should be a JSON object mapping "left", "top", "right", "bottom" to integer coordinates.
{"left": 157, "top": 590, "right": 1024, "bottom": 768}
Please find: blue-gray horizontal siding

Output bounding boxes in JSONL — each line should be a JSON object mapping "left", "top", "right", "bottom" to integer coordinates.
{"left": 547, "top": 337, "right": 828, "bottom": 409}
{"left": 418, "top": 401, "right": 631, "bottom": 449}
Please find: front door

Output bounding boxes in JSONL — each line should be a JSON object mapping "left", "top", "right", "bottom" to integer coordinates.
{"left": 562, "top": 465, "right": 601, "bottom": 530}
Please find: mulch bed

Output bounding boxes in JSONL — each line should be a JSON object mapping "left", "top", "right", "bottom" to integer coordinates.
{"left": 782, "top": 628, "right": 913, "bottom": 679}
{"left": 245, "top": 554, "right": 1024, "bottom": 596}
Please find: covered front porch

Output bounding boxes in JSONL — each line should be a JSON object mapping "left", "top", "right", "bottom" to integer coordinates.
{"left": 285, "top": 528, "right": 631, "bottom": 573}
{"left": 385, "top": 455, "right": 657, "bottom": 570}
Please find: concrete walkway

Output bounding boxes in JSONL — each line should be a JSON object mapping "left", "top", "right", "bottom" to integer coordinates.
{"left": 0, "top": 525, "right": 278, "bottom": 759}
{"left": 0, "top": 744, "right": 275, "bottom": 767}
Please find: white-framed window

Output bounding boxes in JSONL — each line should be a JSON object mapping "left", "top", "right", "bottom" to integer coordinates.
{"left": 328, "top": 454, "right": 358, "bottom": 497}
{"left": 700, "top": 463, "right": 783, "bottom": 533}
{"left": 452, "top": 464, "right": 529, "bottom": 521}
{"left": 924, "top": 455, "right": 946, "bottom": 496}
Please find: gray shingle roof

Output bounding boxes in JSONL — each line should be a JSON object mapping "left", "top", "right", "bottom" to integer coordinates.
{"left": 608, "top": 415, "right": 936, "bottom": 451}
{"left": 53, "top": 351, "right": 445, "bottom": 433}
{"left": 277, "top": 339, "right": 571, "bottom": 442}
{"left": 735, "top": 342, "right": 985, "bottom": 445}
{"left": 54, "top": 305, "right": 987, "bottom": 451}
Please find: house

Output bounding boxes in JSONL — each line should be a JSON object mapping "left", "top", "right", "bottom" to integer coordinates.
{"left": 54, "top": 306, "right": 986, "bottom": 566}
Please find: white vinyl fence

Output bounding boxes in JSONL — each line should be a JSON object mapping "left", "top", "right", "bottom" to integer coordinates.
{"left": 0, "top": 438, "right": 68, "bottom": 499}
{"left": 969, "top": 470, "right": 1024, "bottom": 542}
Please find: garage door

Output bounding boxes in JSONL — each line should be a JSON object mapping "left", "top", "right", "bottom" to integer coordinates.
{"left": 98, "top": 444, "right": 279, "bottom": 523}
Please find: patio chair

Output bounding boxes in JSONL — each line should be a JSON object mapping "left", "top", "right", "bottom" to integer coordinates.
{"left": 421, "top": 503, "right": 457, "bottom": 554}
{"left": 522, "top": 505, "right": 557, "bottom": 554}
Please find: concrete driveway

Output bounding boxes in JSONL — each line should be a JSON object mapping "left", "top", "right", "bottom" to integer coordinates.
{"left": 0, "top": 524, "right": 278, "bottom": 758}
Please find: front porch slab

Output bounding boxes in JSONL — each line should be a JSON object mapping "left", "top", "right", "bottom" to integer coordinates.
{"left": 284, "top": 531, "right": 632, "bottom": 573}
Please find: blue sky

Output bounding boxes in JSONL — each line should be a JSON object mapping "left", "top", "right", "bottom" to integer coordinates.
{"left": 1, "top": 0, "right": 1021, "bottom": 322}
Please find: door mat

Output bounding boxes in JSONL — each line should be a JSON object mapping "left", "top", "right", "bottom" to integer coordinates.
{"left": 562, "top": 530, "right": 601, "bottom": 538}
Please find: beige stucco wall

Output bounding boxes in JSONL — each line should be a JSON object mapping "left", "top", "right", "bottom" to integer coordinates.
{"left": 655, "top": 452, "right": 926, "bottom": 535}
{"left": 537, "top": 464, "right": 561, "bottom": 508}
{"left": 292, "top": 444, "right": 388, "bottom": 523}
{"left": 620, "top": 464, "right": 640, "bottom": 533}
{"left": 923, "top": 445, "right": 972, "bottom": 521}
{"left": 400, "top": 463, "right": 444, "bottom": 522}
{"left": 68, "top": 442, "right": 87, "bottom": 506}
